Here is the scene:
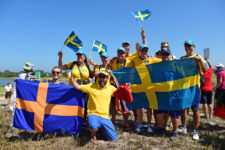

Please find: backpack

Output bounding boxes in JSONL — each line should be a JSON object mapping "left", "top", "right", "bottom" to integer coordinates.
{"left": 25, "top": 72, "right": 39, "bottom": 81}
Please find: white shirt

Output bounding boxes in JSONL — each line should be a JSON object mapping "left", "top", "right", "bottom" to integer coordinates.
{"left": 5, "top": 85, "right": 12, "bottom": 92}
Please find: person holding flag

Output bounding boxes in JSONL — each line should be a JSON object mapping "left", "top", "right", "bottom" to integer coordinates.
{"left": 179, "top": 40, "right": 206, "bottom": 140}
{"left": 129, "top": 43, "right": 162, "bottom": 133}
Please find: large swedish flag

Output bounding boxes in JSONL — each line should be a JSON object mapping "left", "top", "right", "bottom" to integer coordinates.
{"left": 133, "top": 9, "right": 151, "bottom": 21}
{"left": 112, "top": 58, "right": 200, "bottom": 111}
{"left": 92, "top": 40, "right": 107, "bottom": 53}
{"left": 13, "top": 79, "right": 85, "bottom": 135}
{"left": 64, "top": 31, "right": 83, "bottom": 52}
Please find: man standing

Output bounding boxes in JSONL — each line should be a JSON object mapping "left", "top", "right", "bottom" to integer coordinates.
{"left": 214, "top": 63, "right": 225, "bottom": 106}
{"left": 71, "top": 70, "right": 117, "bottom": 144}
{"left": 179, "top": 40, "right": 206, "bottom": 140}
{"left": 200, "top": 59, "right": 213, "bottom": 119}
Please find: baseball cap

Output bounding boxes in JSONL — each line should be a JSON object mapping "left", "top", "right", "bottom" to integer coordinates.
{"left": 23, "top": 62, "right": 34, "bottom": 71}
{"left": 122, "top": 41, "right": 130, "bottom": 45}
{"left": 117, "top": 47, "right": 126, "bottom": 53}
{"left": 99, "top": 70, "right": 109, "bottom": 76}
{"left": 76, "top": 49, "right": 86, "bottom": 56}
{"left": 100, "top": 52, "right": 109, "bottom": 58}
{"left": 184, "top": 40, "right": 195, "bottom": 46}
{"left": 161, "top": 47, "right": 171, "bottom": 54}
{"left": 215, "top": 63, "right": 224, "bottom": 68}
{"left": 139, "top": 44, "right": 149, "bottom": 51}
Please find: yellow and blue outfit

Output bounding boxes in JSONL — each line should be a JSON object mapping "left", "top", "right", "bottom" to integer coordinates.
{"left": 66, "top": 62, "right": 92, "bottom": 85}
{"left": 80, "top": 81, "right": 117, "bottom": 140}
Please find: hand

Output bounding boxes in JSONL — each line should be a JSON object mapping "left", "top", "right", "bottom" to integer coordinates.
{"left": 88, "top": 59, "right": 95, "bottom": 65}
{"left": 126, "top": 83, "right": 131, "bottom": 88}
{"left": 58, "top": 51, "right": 63, "bottom": 57}
{"left": 107, "top": 69, "right": 112, "bottom": 74}
{"left": 141, "top": 28, "right": 145, "bottom": 37}
{"left": 194, "top": 56, "right": 202, "bottom": 62}
{"left": 136, "top": 42, "right": 140, "bottom": 51}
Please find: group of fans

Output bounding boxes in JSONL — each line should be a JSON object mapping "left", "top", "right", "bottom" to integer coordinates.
{"left": 9, "top": 28, "right": 225, "bottom": 144}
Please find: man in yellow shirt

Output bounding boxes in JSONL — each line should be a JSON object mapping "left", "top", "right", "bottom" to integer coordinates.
{"left": 71, "top": 70, "right": 117, "bottom": 144}
{"left": 178, "top": 40, "right": 206, "bottom": 141}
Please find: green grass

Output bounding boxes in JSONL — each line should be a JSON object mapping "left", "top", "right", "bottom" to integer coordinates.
{"left": 0, "top": 87, "right": 4, "bottom": 93}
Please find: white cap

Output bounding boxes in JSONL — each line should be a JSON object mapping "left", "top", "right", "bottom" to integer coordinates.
{"left": 215, "top": 63, "right": 224, "bottom": 68}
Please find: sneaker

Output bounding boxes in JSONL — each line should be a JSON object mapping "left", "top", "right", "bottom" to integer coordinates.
{"left": 178, "top": 126, "right": 187, "bottom": 134}
{"left": 192, "top": 130, "right": 199, "bottom": 140}
{"left": 134, "top": 121, "right": 139, "bottom": 127}
{"left": 170, "top": 131, "right": 178, "bottom": 141}
{"left": 147, "top": 125, "right": 153, "bottom": 133}
{"left": 209, "top": 116, "right": 212, "bottom": 119}
{"left": 157, "top": 128, "right": 165, "bottom": 136}
{"left": 136, "top": 125, "right": 145, "bottom": 133}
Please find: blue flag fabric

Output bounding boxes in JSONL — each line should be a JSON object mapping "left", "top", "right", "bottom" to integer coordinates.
{"left": 64, "top": 31, "right": 83, "bottom": 52}
{"left": 92, "top": 40, "right": 107, "bottom": 53}
{"left": 133, "top": 9, "right": 151, "bottom": 21}
{"left": 13, "top": 79, "right": 85, "bottom": 135}
{"left": 112, "top": 58, "right": 200, "bottom": 111}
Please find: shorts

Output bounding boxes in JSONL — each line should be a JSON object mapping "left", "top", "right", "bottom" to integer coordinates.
{"left": 87, "top": 114, "right": 117, "bottom": 141}
{"left": 201, "top": 91, "right": 212, "bottom": 104}
{"left": 5, "top": 91, "right": 11, "bottom": 99}
{"left": 215, "top": 89, "right": 225, "bottom": 99}
{"left": 155, "top": 110, "right": 168, "bottom": 114}
{"left": 169, "top": 111, "right": 181, "bottom": 118}
{"left": 191, "top": 104, "right": 199, "bottom": 111}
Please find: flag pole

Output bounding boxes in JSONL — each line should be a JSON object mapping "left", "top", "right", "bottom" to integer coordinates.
{"left": 60, "top": 44, "right": 65, "bottom": 51}
{"left": 131, "top": 11, "right": 143, "bottom": 29}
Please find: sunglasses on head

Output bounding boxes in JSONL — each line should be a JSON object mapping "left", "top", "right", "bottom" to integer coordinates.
{"left": 52, "top": 71, "right": 61, "bottom": 75}
{"left": 184, "top": 44, "right": 192, "bottom": 47}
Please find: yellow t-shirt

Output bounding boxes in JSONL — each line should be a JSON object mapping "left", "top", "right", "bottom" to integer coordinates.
{"left": 94, "top": 64, "right": 111, "bottom": 73}
{"left": 130, "top": 56, "right": 162, "bottom": 67}
{"left": 180, "top": 54, "right": 205, "bottom": 74}
{"left": 80, "top": 83, "right": 117, "bottom": 119}
{"left": 109, "top": 58, "right": 133, "bottom": 70}
{"left": 66, "top": 62, "right": 92, "bottom": 85}
{"left": 127, "top": 51, "right": 138, "bottom": 61}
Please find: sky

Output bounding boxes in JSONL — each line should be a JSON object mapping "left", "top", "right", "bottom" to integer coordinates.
{"left": 0, "top": 0, "right": 225, "bottom": 72}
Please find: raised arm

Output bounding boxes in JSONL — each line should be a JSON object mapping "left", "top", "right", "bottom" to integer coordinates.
{"left": 71, "top": 75, "right": 81, "bottom": 90}
{"left": 58, "top": 51, "right": 67, "bottom": 70}
{"left": 141, "top": 28, "right": 147, "bottom": 45}
{"left": 205, "top": 58, "right": 212, "bottom": 69}
{"left": 195, "top": 56, "right": 207, "bottom": 73}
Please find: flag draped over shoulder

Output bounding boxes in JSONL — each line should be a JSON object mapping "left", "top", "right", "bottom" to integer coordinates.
{"left": 112, "top": 58, "right": 200, "bottom": 111}
{"left": 214, "top": 91, "right": 225, "bottom": 120}
{"left": 92, "top": 40, "right": 107, "bottom": 53}
{"left": 133, "top": 9, "right": 151, "bottom": 21}
{"left": 13, "top": 79, "right": 85, "bottom": 135}
{"left": 64, "top": 31, "right": 83, "bottom": 52}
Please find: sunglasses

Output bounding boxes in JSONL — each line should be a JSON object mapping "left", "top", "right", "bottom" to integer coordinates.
{"left": 52, "top": 71, "right": 61, "bottom": 75}
{"left": 184, "top": 44, "right": 192, "bottom": 47}
{"left": 99, "top": 75, "right": 107, "bottom": 79}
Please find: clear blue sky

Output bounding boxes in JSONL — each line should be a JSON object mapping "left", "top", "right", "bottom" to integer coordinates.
{"left": 0, "top": 0, "right": 225, "bottom": 72}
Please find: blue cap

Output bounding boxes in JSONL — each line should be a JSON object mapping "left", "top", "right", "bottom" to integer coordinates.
{"left": 184, "top": 40, "right": 195, "bottom": 46}
{"left": 161, "top": 47, "right": 171, "bottom": 54}
{"left": 100, "top": 52, "right": 109, "bottom": 58}
{"left": 76, "top": 49, "right": 86, "bottom": 56}
{"left": 117, "top": 47, "right": 126, "bottom": 53}
{"left": 122, "top": 41, "right": 130, "bottom": 45}
{"left": 139, "top": 44, "right": 149, "bottom": 51}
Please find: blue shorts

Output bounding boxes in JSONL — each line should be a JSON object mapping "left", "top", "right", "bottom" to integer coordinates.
{"left": 87, "top": 114, "right": 117, "bottom": 141}
{"left": 191, "top": 104, "right": 199, "bottom": 111}
{"left": 169, "top": 111, "right": 181, "bottom": 118}
{"left": 201, "top": 91, "right": 212, "bottom": 104}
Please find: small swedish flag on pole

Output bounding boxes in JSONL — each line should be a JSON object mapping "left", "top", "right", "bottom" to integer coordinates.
{"left": 92, "top": 40, "right": 107, "bottom": 53}
{"left": 133, "top": 9, "right": 151, "bottom": 21}
{"left": 64, "top": 31, "right": 83, "bottom": 52}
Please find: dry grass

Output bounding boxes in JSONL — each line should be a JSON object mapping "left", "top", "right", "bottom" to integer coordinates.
{"left": 0, "top": 102, "right": 225, "bottom": 150}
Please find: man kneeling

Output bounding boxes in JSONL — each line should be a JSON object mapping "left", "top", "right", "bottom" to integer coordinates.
{"left": 71, "top": 70, "right": 117, "bottom": 143}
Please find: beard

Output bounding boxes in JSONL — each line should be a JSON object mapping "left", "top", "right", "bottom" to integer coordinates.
{"left": 99, "top": 79, "right": 107, "bottom": 87}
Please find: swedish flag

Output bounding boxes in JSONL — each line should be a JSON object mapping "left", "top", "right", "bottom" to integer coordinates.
{"left": 64, "top": 31, "right": 83, "bottom": 52}
{"left": 133, "top": 9, "right": 151, "bottom": 21}
{"left": 92, "top": 40, "right": 107, "bottom": 53}
{"left": 112, "top": 58, "right": 200, "bottom": 111}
